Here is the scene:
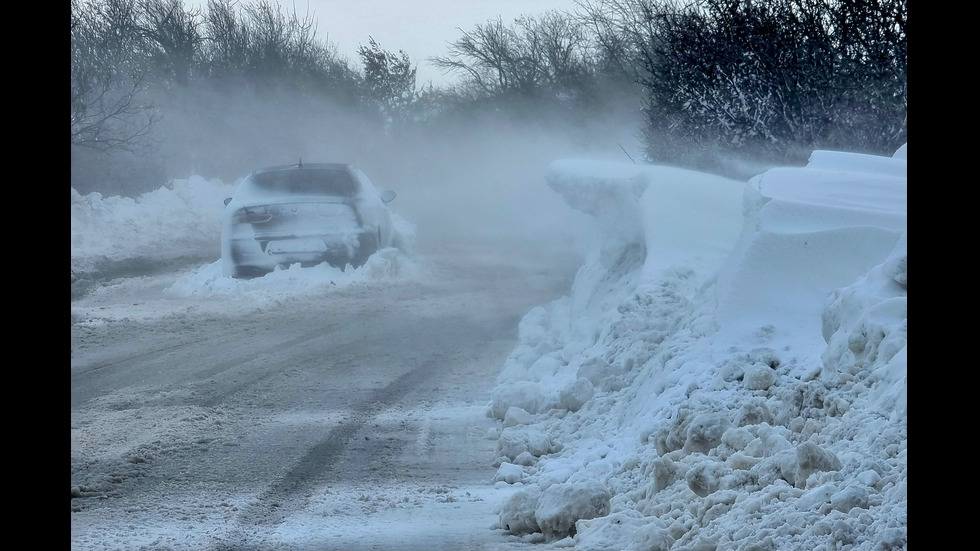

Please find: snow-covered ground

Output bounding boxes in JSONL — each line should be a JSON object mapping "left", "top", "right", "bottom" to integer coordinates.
{"left": 70, "top": 144, "right": 907, "bottom": 550}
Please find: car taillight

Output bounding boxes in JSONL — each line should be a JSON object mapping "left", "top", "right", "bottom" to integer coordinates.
{"left": 233, "top": 208, "right": 273, "bottom": 224}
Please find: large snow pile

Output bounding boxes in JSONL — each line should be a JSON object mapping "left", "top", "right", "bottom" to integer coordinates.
{"left": 70, "top": 176, "right": 234, "bottom": 275}
{"left": 489, "top": 146, "right": 907, "bottom": 550}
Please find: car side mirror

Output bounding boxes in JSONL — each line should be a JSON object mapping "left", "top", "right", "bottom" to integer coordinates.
{"left": 381, "top": 190, "right": 396, "bottom": 203}
{"left": 224, "top": 197, "right": 232, "bottom": 206}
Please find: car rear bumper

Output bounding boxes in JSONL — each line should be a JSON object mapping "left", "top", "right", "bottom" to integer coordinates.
{"left": 223, "top": 228, "right": 377, "bottom": 277}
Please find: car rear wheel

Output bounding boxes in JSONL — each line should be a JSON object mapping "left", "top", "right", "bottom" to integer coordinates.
{"left": 232, "top": 265, "right": 270, "bottom": 279}
{"left": 352, "top": 228, "right": 382, "bottom": 267}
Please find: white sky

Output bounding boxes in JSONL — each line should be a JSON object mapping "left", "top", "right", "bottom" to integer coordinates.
{"left": 300, "top": 0, "right": 582, "bottom": 85}
{"left": 71, "top": 144, "right": 907, "bottom": 549}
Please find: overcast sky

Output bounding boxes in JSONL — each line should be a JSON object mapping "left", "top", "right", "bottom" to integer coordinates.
{"left": 303, "top": 0, "right": 581, "bottom": 85}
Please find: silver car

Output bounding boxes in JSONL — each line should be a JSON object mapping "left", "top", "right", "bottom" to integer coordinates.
{"left": 221, "top": 162, "right": 396, "bottom": 278}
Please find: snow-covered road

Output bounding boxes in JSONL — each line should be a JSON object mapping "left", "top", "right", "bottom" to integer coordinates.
{"left": 70, "top": 240, "right": 582, "bottom": 550}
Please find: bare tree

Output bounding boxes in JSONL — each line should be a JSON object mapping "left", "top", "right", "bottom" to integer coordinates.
{"left": 432, "top": 11, "right": 619, "bottom": 102}
{"left": 71, "top": 0, "right": 158, "bottom": 152}
{"left": 137, "top": 0, "right": 202, "bottom": 86}
{"left": 358, "top": 37, "right": 418, "bottom": 131}
{"left": 200, "top": 0, "right": 249, "bottom": 80}
{"left": 432, "top": 17, "right": 524, "bottom": 96}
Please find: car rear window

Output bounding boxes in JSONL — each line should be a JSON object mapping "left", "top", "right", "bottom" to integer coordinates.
{"left": 250, "top": 168, "right": 358, "bottom": 196}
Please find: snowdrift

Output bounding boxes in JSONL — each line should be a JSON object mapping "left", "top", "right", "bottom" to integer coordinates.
{"left": 490, "top": 147, "right": 907, "bottom": 550}
{"left": 70, "top": 177, "right": 234, "bottom": 275}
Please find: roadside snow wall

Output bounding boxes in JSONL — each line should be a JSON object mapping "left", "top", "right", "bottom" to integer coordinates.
{"left": 489, "top": 148, "right": 907, "bottom": 550}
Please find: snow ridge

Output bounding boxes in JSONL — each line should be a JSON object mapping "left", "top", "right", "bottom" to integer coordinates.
{"left": 490, "top": 148, "right": 908, "bottom": 550}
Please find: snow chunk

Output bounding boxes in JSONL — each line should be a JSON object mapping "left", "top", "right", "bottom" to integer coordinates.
{"left": 830, "top": 484, "right": 871, "bottom": 512}
{"left": 490, "top": 381, "right": 546, "bottom": 419}
{"left": 559, "top": 378, "right": 595, "bottom": 412}
{"left": 494, "top": 462, "right": 525, "bottom": 484}
{"left": 573, "top": 510, "right": 652, "bottom": 551}
{"left": 535, "top": 479, "right": 612, "bottom": 539}
{"left": 793, "top": 441, "right": 843, "bottom": 489}
{"left": 743, "top": 363, "right": 776, "bottom": 390}
{"left": 503, "top": 406, "right": 536, "bottom": 428}
{"left": 496, "top": 426, "right": 554, "bottom": 464}
{"left": 499, "top": 479, "right": 612, "bottom": 540}
{"left": 497, "top": 485, "right": 543, "bottom": 535}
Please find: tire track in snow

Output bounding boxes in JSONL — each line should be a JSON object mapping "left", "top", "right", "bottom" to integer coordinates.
{"left": 213, "top": 358, "right": 438, "bottom": 549}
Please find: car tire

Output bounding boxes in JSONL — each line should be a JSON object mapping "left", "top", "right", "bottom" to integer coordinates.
{"left": 231, "top": 265, "right": 268, "bottom": 279}
{"left": 353, "top": 229, "right": 381, "bottom": 267}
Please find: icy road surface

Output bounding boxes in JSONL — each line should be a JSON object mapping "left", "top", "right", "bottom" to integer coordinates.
{"left": 71, "top": 239, "right": 581, "bottom": 551}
